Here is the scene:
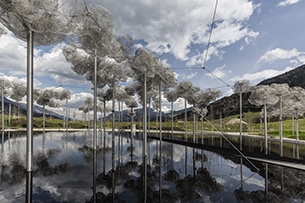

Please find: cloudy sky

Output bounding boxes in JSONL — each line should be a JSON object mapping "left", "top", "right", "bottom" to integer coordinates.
{"left": 0, "top": 0, "right": 305, "bottom": 112}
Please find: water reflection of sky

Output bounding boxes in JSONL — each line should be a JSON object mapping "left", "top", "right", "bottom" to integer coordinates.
{"left": 0, "top": 131, "right": 304, "bottom": 202}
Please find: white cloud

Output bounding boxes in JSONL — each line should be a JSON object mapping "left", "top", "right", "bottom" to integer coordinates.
{"left": 277, "top": 0, "right": 301, "bottom": 7}
{"left": 93, "top": 0, "right": 258, "bottom": 63}
{"left": 231, "top": 66, "right": 294, "bottom": 84}
{"left": 205, "top": 65, "right": 227, "bottom": 79}
{"left": 0, "top": 31, "right": 27, "bottom": 75}
{"left": 258, "top": 48, "right": 304, "bottom": 64}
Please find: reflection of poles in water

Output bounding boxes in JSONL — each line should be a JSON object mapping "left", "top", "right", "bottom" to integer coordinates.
{"left": 265, "top": 163, "right": 269, "bottom": 202}
{"left": 8, "top": 131, "right": 11, "bottom": 150}
{"left": 184, "top": 146, "right": 187, "bottom": 177}
{"left": 280, "top": 166, "right": 284, "bottom": 191}
{"left": 0, "top": 139, "right": 3, "bottom": 183}
{"left": 92, "top": 140, "right": 97, "bottom": 203}
{"left": 143, "top": 154, "right": 147, "bottom": 203}
{"left": 26, "top": 29, "right": 34, "bottom": 203}
{"left": 192, "top": 148, "right": 195, "bottom": 177}
{"left": 42, "top": 131, "right": 46, "bottom": 153}
{"left": 103, "top": 101, "right": 106, "bottom": 174}
{"left": 184, "top": 99, "right": 187, "bottom": 141}
{"left": 240, "top": 158, "right": 243, "bottom": 191}
{"left": 159, "top": 84, "right": 162, "bottom": 202}
{"left": 159, "top": 139, "right": 162, "bottom": 202}
{"left": 1, "top": 131, "right": 3, "bottom": 149}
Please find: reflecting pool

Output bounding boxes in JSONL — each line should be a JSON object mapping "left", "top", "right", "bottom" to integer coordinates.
{"left": 0, "top": 131, "right": 305, "bottom": 202}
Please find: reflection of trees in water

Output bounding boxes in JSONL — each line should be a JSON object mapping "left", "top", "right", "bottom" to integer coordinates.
{"left": 34, "top": 149, "right": 70, "bottom": 177}
{"left": 176, "top": 167, "right": 223, "bottom": 202}
{"left": 91, "top": 157, "right": 222, "bottom": 202}
{"left": 2, "top": 152, "right": 25, "bottom": 184}
{"left": 234, "top": 163, "right": 305, "bottom": 202}
{"left": 78, "top": 144, "right": 110, "bottom": 163}
{"left": 1, "top": 149, "right": 70, "bottom": 185}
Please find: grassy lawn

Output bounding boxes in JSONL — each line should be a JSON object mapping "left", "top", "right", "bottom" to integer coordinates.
{"left": 1, "top": 112, "right": 304, "bottom": 140}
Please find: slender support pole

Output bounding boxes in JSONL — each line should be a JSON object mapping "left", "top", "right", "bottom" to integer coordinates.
{"left": 43, "top": 105, "right": 45, "bottom": 134}
{"left": 264, "top": 103, "right": 268, "bottom": 155}
{"left": 279, "top": 98, "right": 283, "bottom": 157}
{"left": 158, "top": 83, "right": 162, "bottom": 202}
{"left": 295, "top": 110, "right": 299, "bottom": 140}
{"left": 184, "top": 99, "right": 187, "bottom": 140}
{"left": 1, "top": 84, "right": 4, "bottom": 132}
{"left": 8, "top": 104, "right": 11, "bottom": 127}
{"left": 143, "top": 73, "right": 147, "bottom": 203}
{"left": 93, "top": 50, "right": 97, "bottom": 151}
{"left": 65, "top": 98, "right": 68, "bottom": 132}
{"left": 239, "top": 90, "right": 242, "bottom": 150}
{"left": 171, "top": 101, "right": 173, "bottom": 138}
{"left": 92, "top": 50, "right": 97, "bottom": 202}
{"left": 26, "top": 28, "right": 34, "bottom": 203}
{"left": 111, "top": 80, "right": 115, "bottom": 202}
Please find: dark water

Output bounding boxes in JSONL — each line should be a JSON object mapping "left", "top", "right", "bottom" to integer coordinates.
{"left": 0, "top": 131, "right": 305, "bottom": 202}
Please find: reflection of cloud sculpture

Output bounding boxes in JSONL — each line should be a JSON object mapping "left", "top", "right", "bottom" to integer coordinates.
{"left": 0, "top": 0, "right": 70, "bottom": 45}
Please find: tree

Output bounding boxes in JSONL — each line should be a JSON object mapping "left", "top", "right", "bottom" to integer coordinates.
{"left": 10, "top": 82, "right": 27, "bottom": 118}
{"left": 248, "top": 85, "right": 278, "bottom": 155}
{"left": 164, "top": 89, "right": 179, "bottom": 137}
{"left": 233, "top": 80, "right": 251, "bottom": 150}
{"left": 36, "top": 89, "right": 56, "bottom": 133}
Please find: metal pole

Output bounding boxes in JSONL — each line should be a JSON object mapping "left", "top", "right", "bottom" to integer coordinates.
{"left": 158, "top": 83, "right": 162, "bottom": 202}
{"left": 184, "top": 99, "right": 187, "bottom": 140}
{"left": 239, "top": 90, "right": 242, "bottom": 150}
{"left": 279, "top": 98, "right": 283, "bottom": 157}
{"left": 65, "top": 98, "right": 68, "bottom": 133}
{"left": 26, "top": 28, "right": 34, "bottom": 203}
{"left": 93, "top": 50, "right": 97, "bottom": 200}
{"left": 171, "top": 101, "right": 173, "bottom": 138}
{"left": 143, "top": 73, "right": 147, "bottom": 203}
{"left": 1, "top": 84, "right": 4, "bottom": 132}
{"left": 93, "top": 50, "right": 97, "bottom": 151}
{"left": 264, "top": 103, "right": 268, "bottom": 155}
{"left": 295, "top": 110, "right": 299, "bottom": 140}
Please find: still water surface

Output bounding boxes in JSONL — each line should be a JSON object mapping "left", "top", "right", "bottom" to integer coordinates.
{"left": 0, "top": 131, "right": 305, "bottom": 202}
